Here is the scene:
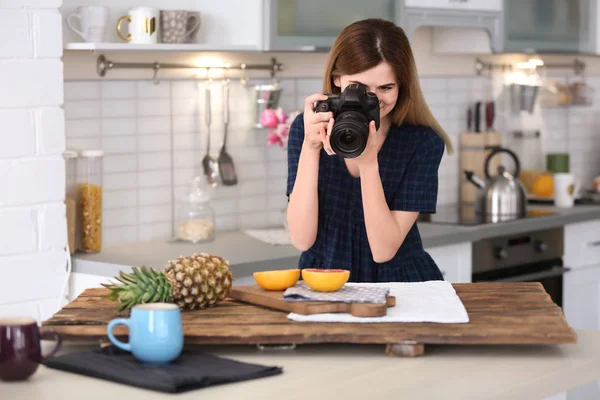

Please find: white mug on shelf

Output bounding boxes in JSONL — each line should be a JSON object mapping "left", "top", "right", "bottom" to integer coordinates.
{"left": 67, "top": 6, "right": 109, "bottom": 43}
{"left": 553, "top": 173, "right": 580, "bottom": 208}
{"left": 117, "top": 7, "right": 160, "bottom": 44}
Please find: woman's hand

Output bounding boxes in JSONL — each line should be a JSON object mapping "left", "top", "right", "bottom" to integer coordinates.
{"left": 355, "top": 121, "right": 383, "bottom": 169}
{"left": 303, "top": 94, "right": 334, "bottom": 153}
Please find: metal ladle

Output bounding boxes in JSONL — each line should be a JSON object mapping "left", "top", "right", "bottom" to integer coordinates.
{"left": 202, "top": 80, "right": 219, "bottom": 187}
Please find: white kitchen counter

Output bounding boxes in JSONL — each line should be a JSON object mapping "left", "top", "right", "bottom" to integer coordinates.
{"left": 4, "top": 329, "right": 600, "bottom": 400}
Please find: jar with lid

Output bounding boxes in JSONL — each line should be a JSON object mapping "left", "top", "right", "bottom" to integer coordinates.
{"left": 175, "top": 177, "right": 216, "bottom": 243}
{"left": 63, "top": 150, "right": 78, "bottom": 255}
{"left": 77, "top": 149, "right": 104, "bottom": 253}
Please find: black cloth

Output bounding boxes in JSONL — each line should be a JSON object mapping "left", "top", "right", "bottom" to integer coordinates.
{"left": 43, "top": 345, "right": 283, "bottom": 393}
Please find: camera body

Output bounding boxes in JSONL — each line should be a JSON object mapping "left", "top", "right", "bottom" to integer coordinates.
{"left": 314, "top": 83, "right": 380, "bottom": 158}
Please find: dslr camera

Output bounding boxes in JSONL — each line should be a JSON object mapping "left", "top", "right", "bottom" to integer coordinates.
{"left": 314, "top": 83, "right": 380, "bottom": 158}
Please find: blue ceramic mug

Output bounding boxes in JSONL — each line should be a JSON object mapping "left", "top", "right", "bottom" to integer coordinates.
{"left": 107, "top": 303, "right": 183, "bottom": 364}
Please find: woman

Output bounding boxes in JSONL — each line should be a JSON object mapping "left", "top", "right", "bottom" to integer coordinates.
{"left": 285, "top": 18, "right": 454, "bottom": 283}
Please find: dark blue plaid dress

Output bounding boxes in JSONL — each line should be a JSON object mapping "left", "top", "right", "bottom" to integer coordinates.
{"left": 286, "top": 113, "right": 445, "bottom": 283}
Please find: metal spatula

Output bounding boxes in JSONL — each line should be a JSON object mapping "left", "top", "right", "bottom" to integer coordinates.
{"left": 217, "top": 80, "right": 237, "bottom": 186}
{"left": 202, "top": 84, "right": 219, "bottom": 187}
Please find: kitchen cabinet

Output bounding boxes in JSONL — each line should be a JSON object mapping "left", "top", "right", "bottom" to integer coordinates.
{"left": 425, "top": 242, "right": 472, "bottom": 283}
{"left": 261, "top": 0, "right": 400, "bottom": 51}
{"left": 502, "top": 0, "right": 594, "bottom": 53}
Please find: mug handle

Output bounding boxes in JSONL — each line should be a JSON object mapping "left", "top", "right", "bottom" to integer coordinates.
{"left": 107, "top": 318, "right": 132, "bottom": 351}
{"left": 40, "top": 328, "right": 63, "bottom": 360}
{"left": 185, "top": 15, "right": 200, "bottom": 36}
{"left": 116, "top": 15, "right": 132, "bottom": 41}
{"left": 66, "top": 13, "right": 86, "bottom": 41}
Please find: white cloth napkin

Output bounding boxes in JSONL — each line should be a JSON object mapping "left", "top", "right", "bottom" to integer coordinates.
{"left": 287, "top": 280, "right": 470, "bottom": 324}
{"left": 243, "top": 228, "right": 291, "bottom": 246}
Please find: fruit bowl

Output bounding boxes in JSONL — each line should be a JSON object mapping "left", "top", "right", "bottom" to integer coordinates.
{"left": 301, "top": 269, "right": 350, "bottom": 292}
{"left": 253, "top": 269, "right": 300, "bottom": 291}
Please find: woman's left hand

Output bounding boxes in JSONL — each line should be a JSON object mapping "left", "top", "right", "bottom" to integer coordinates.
{"left": 354, "top": 120, "right": 383, "bottom": 169}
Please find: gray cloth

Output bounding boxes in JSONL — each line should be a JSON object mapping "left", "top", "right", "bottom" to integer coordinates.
{"left": 283, "top": 282, "right": 389, "bottom": 304}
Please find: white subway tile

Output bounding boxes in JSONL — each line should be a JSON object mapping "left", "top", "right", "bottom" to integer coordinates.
{"left": 238, "top": 179, "right": 267, "bottom": 196}
{"left": 103, "top": 189, "right": 137, "bottom": 209}
{"left": 138, "top": 170, "right": 171, "bottom": 188}
{"left": 0, "top": 60, "right": 62, "bottom": 107}
{"left": 137, "top": 81, "right": 170, "bottom": 98}
{"left": 36, "top": 107, "right": 65, "bottom": 156}
{"left": 266, "top": 146, "right": 287, "bottom": 161}
{"left": 420, "top": 78, "right": 448, "bottom": 92}
{"left": 3, "top": 0, "right": 61, "bottom": 7}
{"left": 173, "top": 132, "right": 199, "bottom": 151}
{"left": 267, "top": 210, "right": 286, "bottom": 227}
{"left": 33, "top": 10, "right": 62, "bottom": 58}
{"left": 213, "top": 185, "right": 239, "bottom": 200}
{"left": 267, "top": 160, "right": 287, "bottom": 178}
{"left": 447, "top": 78, "right": 473, "bottom": 91}
{"left": 172, "top": 97, "right": 200, "bottom": 116}
{"left": 239, "top": 195, "right": 267, "bottom": 212}
{"left": 231, "top": 146, "right": 266, "bottom": 163}
{"left": 64, "top": 100, "right": 100, "bottom": 119}
{"left": 296, "top": 78, "right": 322, "bottom": 95}
{"left": 104, "top": 207, "right": 138, "bottom": 228}
{"left": 102, "top": 118, "right": 136, "bottom": 136}
{"left": 138, "top": 151, "right": 171, "bottom": 171}
{"left": 424, "top": 92, "right": 447, "bottom": 106}
{"left": 101, "top": 81, "right": 136, "bottom": 99}
{"left": 171, "top": 81, "right": 198, "bottom": 98}
{"left": 103, "top": 136, "right": 136, "bottom": 154}
{"left": 64, "top": 137, "right": 101, "bottom": 150}
{"left": 103, "top": 172, "right": 137, "bottom": 191}
{"left": 215, "top": 214, "right": 238, "bottom": 232}
{"left": 0, "top": 158, "right": 64, "bottom": 206}
{"left": 0, "top": 10, "right": 31, "bottom": 58}
{"left": 138, "top": 116, "right": 170, "bottom": 135}
{"left": 64, "top": 82, "right": 100, "bottom": 100}
{"left": 239, "top": 212, "right": 267, "bottom": 229}
{"left": 138, "top": 222, "right": 171, "bottom": 241}
{"left": 0, "top": 208, "right": 37, "bottom": 255}
{"left": 267, "top": 193, "right": 287, "bottom": 210}
{"left": 267, "top": 177, "right": 287, "bottom": 194}
{"left": 236, "top": 162, "right": 267, "bottom": 180}
{"left": 138, "top": 205, "right": 171, "bottom": 224}
{"left": 138, "top": 134, "right": 170, "bottom": 153}
{"left": 103, "top": 226, "right": 138, "bottom": 246}
{"left": 138, "top": 99, "right": 170, "bottom": 116}
{"left": 39, "top": 203, "right": 65, "bottom": 251}
{"left": 103, "top": 154, "right": 137, "bottom": 173}
{"left": 65, "top": 119, "right": 100, "bottom": 138}
{"left": 0, "top": 251, "right": 66, "bottom": 305}
{"left": 0, "top": 109, "right": 34, "bottom": 158}
{"left": 173, "top": 168, "right": 195, "bottom": 186}
{"left": 172, "top": 115, "right": 198, "bottom": 134}
{"left": 212, "top": 197, "right": 238, "bottom": 215}
{"left": 172, "top": 150, "right": 196, "bottom": 168}
{"left": 0, "top": 301, "right": 39, "bottom": 323}
{"left": 102, "top": 100, "right": 135, "bottom": 118}
{"left": 138, "top": 187, "right": 172, "bottom": 206}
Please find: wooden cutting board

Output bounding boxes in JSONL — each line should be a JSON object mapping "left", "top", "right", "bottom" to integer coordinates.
{"left": 228, "top": 284, "right": 396, "bottom": 317}
{"left": 42, "top": 282, "right": 577, "bottom": 357}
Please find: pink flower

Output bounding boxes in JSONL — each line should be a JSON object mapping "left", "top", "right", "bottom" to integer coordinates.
{"left": 260, "top": 109, "right": 279, "bottom": 128}
{"left": 275, "top": 107, "right": 287, "bottom": 124}
{"left": 267, "top": 132, "right": 283, "bottom": 147}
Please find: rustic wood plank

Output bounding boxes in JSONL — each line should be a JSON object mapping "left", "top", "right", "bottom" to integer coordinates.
{"left": 42, "top": 282, "right": 578, "bottom": 351}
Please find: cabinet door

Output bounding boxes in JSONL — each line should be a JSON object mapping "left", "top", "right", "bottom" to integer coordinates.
{"left": 262, "top": 0, "right": 399, "bottom": 51}
{"left": 563, "top": 263, "right": 600, "bottom": 400}
{"left": 404, "top": 0, "right": 502, "bottom": 12}
{"left": 503, "top": 0, "right": 593, "bottom": 53}
{"left": 425, "top": 242, "right": 472, "bottom": 283}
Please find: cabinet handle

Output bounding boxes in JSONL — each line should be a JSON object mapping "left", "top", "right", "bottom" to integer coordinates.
{"left": 588, "top": 241, "right": 600, "bottom": 247}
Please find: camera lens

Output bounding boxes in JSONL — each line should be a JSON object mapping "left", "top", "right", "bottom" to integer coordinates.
{"left": 329, "top": 111, "right": 369, "bottom": 158}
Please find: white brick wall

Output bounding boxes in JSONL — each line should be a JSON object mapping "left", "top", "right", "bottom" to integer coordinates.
{"left": 0, "top": 0, "right": 67, "bottom": 324}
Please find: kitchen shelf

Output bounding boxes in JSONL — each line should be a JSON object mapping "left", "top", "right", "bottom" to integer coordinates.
{"left": 64, "top": 42, "right": 260, "bottom": 52}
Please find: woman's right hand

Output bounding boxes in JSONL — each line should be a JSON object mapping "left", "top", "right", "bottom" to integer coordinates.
{"left": 303, "top": 93, "right": 334, "bottom": 153}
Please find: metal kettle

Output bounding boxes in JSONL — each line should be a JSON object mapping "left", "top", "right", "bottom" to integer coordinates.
{"left": 464, "top": 147, "right": 527, "bottom": 222}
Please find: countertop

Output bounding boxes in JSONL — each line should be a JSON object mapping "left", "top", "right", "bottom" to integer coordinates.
{"left": 6, "top": 329, "right": 600, "bottom": 400}
{"left": 72, "top": 205, "right": 600, "bottom": 279}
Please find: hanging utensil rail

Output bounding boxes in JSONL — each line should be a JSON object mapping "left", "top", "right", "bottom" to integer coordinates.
{"left": 96, "top": 54, "right": 283, "bottom": 79}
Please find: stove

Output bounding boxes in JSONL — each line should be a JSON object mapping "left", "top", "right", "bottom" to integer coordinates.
{"left": 418, "top": 203, "right": 556, "bottom": 226}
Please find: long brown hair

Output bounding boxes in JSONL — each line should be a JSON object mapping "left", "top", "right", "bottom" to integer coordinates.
{"left": 322, "top": 18, "right": 454, "bottom": 154}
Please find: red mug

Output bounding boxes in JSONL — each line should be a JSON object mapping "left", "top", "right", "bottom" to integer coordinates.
{"left": 0, "top": 317, "right": 62, "bottom": 381}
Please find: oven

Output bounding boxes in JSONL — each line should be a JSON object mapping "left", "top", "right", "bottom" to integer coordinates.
{"left": 471, "top": 227, "right": 568, "bottom": 308}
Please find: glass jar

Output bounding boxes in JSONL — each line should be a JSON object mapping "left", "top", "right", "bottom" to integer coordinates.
{"left": 63, "top": 150, "right": 79, "bottom": 255}
{"left": 175, "top": 177, "right": 216, "bottom": 243}
{"left": 77, "top": 149, "right": 104, "bottom": 253}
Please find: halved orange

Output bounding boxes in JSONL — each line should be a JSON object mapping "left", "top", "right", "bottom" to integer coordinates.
{"left": 301, "top": 268, "right": 350, "bottom": 292}
{"left": 253, "top": 269, "right": 300, "bottom": 291}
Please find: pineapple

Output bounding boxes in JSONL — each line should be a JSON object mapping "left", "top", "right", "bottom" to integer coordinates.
{"left": 102, "top": 253, "right": 233, "bottom": 312}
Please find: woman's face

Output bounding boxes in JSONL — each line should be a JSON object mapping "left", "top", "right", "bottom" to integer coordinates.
{"left": 333, "top": 61, "right": 399, "bottom": 122}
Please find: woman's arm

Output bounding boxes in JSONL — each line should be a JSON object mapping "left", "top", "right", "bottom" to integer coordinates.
{"left": 287, "top": 143, "right": 321, "bottom": 251}
{"left": 359, "top": 162, "right": 419, "bottom": 263}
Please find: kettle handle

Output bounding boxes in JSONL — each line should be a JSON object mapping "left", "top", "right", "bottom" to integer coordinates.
{"left": 484, "top": 147, "right": 521, "bottom": 180}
